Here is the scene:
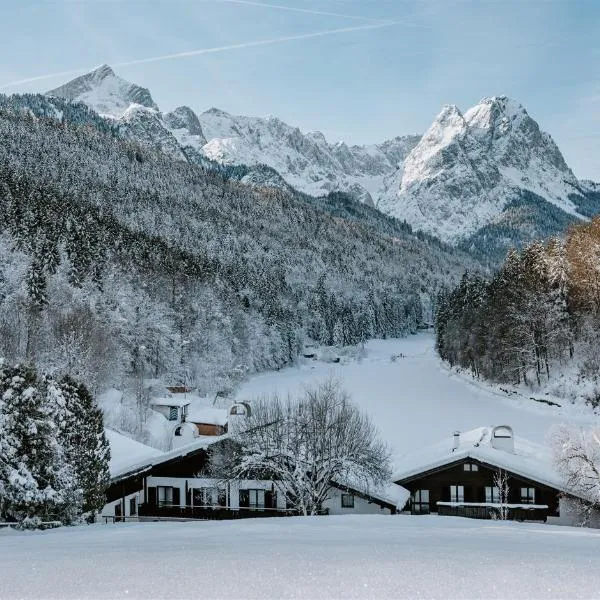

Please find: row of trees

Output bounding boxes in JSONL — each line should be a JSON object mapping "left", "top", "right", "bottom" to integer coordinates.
{"left": 436, "top": 217, "right": 600, "bottom": 401}
{"left": 0, "top": 363, "right": 110, "bottom": 526}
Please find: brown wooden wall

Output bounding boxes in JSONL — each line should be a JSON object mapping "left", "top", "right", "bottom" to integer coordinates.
{"left": 398, "top": 459, "right": 560, "bottom": 515}
{"left": 195, "top": 423, "right": 227, "bottom": 436}
{"left": 151, "top": 449, "right": 210, "bottom": 478}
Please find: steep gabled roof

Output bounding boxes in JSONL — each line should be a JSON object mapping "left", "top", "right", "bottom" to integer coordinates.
{"left": 106, "top": 429, "right": 162, "bottom": 477}
{"left": 110, "top": 434, "right": 229, "bottom": 482}
{"left": 392, "top": 426, "right": 570, "bottom": 494}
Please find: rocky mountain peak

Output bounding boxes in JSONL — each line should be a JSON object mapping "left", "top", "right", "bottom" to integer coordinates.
{"left": 46, "top": 64, "right": 158, "bottom": 118}
{"left": 164, "top": 106, "right": 205, "bottom": 139}
{"left": 379, "top": 96, "right": 587, "bottom": 243}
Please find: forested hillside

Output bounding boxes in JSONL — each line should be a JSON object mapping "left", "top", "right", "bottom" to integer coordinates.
{"left": 436, "top": 217, "right": 600, "bottom": 406}
{"left": 0, "top": 98, "right": 474, "bottom": 441}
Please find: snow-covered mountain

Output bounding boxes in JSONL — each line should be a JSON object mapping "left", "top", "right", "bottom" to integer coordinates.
{"left": 378, "top": 97, "right": 590, "bottom": 242}
{"left": 47, "top": 64, "right": 158, "bottom": 118}
{"left": 45, "top": 67, "right": 599, "bottom": 245}
{"left": 199, "top": 107, "right": 419, "bottom": 204}
{"left": 45, "top": 65, "right": 419, "bottom": 204}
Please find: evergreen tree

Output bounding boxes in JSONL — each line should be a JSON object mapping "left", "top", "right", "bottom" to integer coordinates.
{"left": 0, "top": 364, "right": 79, "bottom": 524}
{"left": 53, "top": 376, "right": 111, "bottom": 515}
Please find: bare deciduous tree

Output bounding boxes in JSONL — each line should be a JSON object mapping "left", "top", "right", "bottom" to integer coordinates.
{"left": 493, "top": 468, "right": 510, "bottom": 520}
{"left": 551, "top": 424, "right": 600, "bottom": 523}
{"left": 211, "top": 379, "right": 391, "bottom": 516}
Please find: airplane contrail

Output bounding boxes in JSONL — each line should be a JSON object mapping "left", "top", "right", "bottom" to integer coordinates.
{"left": 212, "top": 0, "right": 392, "bottom": 24}
{"left": 0, "top": 21, "right": 398, "bottom": 90}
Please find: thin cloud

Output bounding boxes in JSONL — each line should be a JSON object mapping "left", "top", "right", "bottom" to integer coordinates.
{"left": 0, "top": 21, "right": 398, "bottom": 90}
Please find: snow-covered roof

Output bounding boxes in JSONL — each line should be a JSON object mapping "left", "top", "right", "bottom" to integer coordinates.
{"left": 187, "top": 407, "right": 228, "bottom": 426}
{"left": 106, "top": 429, "right": 162, "bottom": 477}
{"left": 150, "top": 396, "right": 191, "bottom": 408}
{"left": 110, "top": 433, "right": 228, "bottom": 481}
{"left": 392, "top": 426, "right": 570, "bottom": 494}
{"left": 333, "top": 477, "right": 410, "bottom": 510}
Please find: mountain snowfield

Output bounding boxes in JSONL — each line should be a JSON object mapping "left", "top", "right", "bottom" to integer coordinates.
{"left": 45, "top": 64, "right": 599, "bottom": 246}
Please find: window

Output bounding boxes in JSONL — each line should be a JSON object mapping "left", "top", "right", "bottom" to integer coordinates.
{"left": 485, "top": 486, "right": 500, "bottom": 503}
{"left": 449, "top": 485, "right": 464, "bottom": 503}
{"left": 521, "top": 487, "right": 535, "bottom": 504}
{"left": 463, "top": 462, "right": 478, "bottom": 471}
{"left": 157, "top": 486, "right": 174, "bottom": 506}
{"left": 411, "top": 490, "right": 429, "bottom": 514}
{"left": 240, "top": 489, "right": 265, "bottom": 509}
{"left": 341, "top": 493, "right": 355, "bottom": 509}
{"left": 129, "top": 497, "right": 137, "bottom": 515}
{"left": 168, "top": 406, "right": 178, "bottom": 421}
{"left": 194, "top": 487, "right": 217, "bottom": 507}
{"left": 249, "top": 489, "right": 265, "bottom": 509}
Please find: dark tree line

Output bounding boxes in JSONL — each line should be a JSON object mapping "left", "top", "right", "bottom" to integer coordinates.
{"left": 437, "top": 219, "right": 600, "bottom": 403}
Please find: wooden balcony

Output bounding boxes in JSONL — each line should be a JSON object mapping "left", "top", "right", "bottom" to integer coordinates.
{"left": 437, "top": 502, "right": 548, "bottom": 521}
{"left": 138, "top": 504, "right": 298, "bottom": 521}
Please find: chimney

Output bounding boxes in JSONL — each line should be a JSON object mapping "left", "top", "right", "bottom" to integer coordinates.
{"left": 452, "top": 431, "right": 460, "bottom": 451}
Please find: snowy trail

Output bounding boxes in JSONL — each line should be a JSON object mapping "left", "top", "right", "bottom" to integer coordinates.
{"left": 236, "top": 332, "right": 598, "bottom": 466}
{"left": 1, "top": 516, "right": 599, "bottom": 599}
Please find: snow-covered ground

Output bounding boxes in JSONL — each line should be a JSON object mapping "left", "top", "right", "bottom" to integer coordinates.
{"left": 1, "top": 515, "right": 599, "bottom": 599}
{"left": 236, "top": 332, "right": 598, "bottom": 467}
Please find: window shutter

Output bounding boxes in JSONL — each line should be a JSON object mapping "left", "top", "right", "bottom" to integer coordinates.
{"left": 173, "top": 487, "right": 181, "bottom": 506}
{"left": 148, "top": 487, "right": 157, "bottom": 506}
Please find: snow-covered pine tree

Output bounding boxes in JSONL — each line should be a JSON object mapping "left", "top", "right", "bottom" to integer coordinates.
{"left": 51, "top": 376, "right": 110, "bottom": 516}
{"left": 0, "top": 360, "right": 38, "bottom": 522}
{"left": 0, "top": 364, "right": 79, "bottom": 524}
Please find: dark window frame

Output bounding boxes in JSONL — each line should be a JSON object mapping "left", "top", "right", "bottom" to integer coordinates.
{"left": 520, "top": 487, "right": 536, "bottom": 504}
{"left": 341, "top": 493, "right": 355, "bottom": 508}
{"left": 485, "top": 486, "right": 500, "bottom": 503}
{"left": 449, "top": 485, "right": 464, "bottom": 503}
{"left": 411, "top": 489, "right": 430, "bottom": 514}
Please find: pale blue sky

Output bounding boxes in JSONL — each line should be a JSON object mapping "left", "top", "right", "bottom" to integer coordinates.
{"left": 1, "top": 0, "right": 598, "bottom": 179}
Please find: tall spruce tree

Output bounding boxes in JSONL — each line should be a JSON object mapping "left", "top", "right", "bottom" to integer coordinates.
{"left": 0, "top": 364, "right": 79, "bottom": 523}
{"left": 48, "top": 375, "right": 110, "bottom": 516}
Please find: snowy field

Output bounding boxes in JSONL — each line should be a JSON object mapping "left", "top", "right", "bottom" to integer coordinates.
{"left": 236, "top": 332, "right": 598, "bottom": 466}
{"left": 1, "top": 515, "right": 599, "bottom": 599}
